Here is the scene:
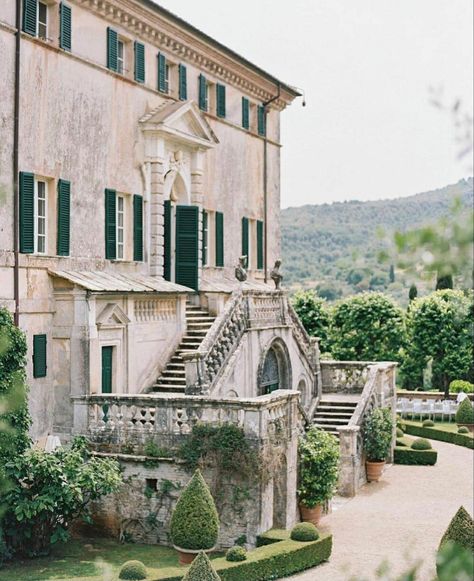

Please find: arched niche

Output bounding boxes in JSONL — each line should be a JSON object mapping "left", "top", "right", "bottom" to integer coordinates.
{"left": 258, "top": 338, "right": 292, "bottom": 396}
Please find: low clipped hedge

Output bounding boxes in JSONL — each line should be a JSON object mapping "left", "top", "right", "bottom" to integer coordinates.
{"left": 403, "top": 422, "right": 474, "bottom": 449}
{"left": 394, "top": 446, "right": 438, "bottom": 466}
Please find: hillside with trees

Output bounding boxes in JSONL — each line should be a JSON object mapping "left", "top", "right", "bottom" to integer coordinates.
{"left": 281, "top": 178, "right": 473, "bottom": 304}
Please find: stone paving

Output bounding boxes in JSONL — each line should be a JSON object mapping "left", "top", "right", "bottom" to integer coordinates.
{"left": 289, "top": 439, "right": 473, "bottom": 581}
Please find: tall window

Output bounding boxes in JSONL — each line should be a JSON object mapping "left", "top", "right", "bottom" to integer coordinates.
{"left": 116, "top": 195, "right": 125, "bottom": 259}
{"left": 117, "top": 39, "right": 125, "bottom": 75}
{"left": 37, "top": 1, "right": 48, "bottom": 39}
{"left": 35, "top": 180, "right": 47, "bottom": 254}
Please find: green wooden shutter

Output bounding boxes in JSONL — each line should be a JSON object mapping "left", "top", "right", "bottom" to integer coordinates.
{"left": 101, "top": 346, "right": 113, "bottom": 394}
{"left": 107, "top": 28, "right": 118, "bottom": 72}
{"left": 164, "top": 200, "right": 172, "bottom": 281}
{"left": 258, "top": 105, "right": 266, "bottom": 136}
{"left": 215, "top": 211, "right": 224, "bottom": 267}
{"left": 134, "top": 41, "right": 145, "bottom": 83}
{"left": 20, "top": 172, "right": 35, "bottom": 254}
{"left": 33, "top": 334, "right": 47, "bottom": 378}
{"left": 257, "top": 220, "right": 264, "bottom": 270}
{"left": 242, "top": 97, "right": 250, "bottom": 129}
{"left": 59, "top": 3, "right": 72, "bottom": 51}
{"left": 202, "top": 209, "right": 208, "bottom": 266}
{"left": 176, "top": 205, "right": 199, "bottom": 290}
{"left": 241, "top": 217, "right": 249, "bottom": 267}
{"left": 157, "top": 53, "right": 167, "bottom": 92}
{"left": 57, "top": 179, "right": 71, "bottom": 256}
{"left": 179, "top": 64, "right": 187, "bottom": 100}
{"left": 23, "top": 0, "right": 37, "bottom": 36}
{"left": 104, "top": 189, "right": 116, "bottom": 259}
{"left": 216, "top": 84, "right": 226, "bottom": 118}
{"left": 199, "top": 74, "right": 207, "bottom": 111}
{"left": 133, "top": 195, "right": 143, "bottom": 261}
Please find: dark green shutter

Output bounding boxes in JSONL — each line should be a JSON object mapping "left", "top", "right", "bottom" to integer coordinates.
{"left": 107, "top": 28, "right": 118, "bottom": 72}
{"left": 241, "top": 217, "right": 249, "bottom": 267}
{"left": 199, "top": 74, "right": 207, "bottom": 111}
{"left": 134, "top": 41, "right": 145, "bottom": 83}
{"left": 175, "top": 205, "right": 199, "bottom": 290}
{"left": 23, "top": 0, "right": 37, "bottom": 36}
{"left": 257, "top": 220, "right": 264, "bottom": 270}
{"left": 57, "top": 179, "right": 71, "bottom": 256}
{"left": 33, "top": 334, "right": 47, "bottom": 378}
{"left": 179, "top": 64, "right": 187, "bottom": 100}
{"left": 59, "top": 3, "right": 72, "bottom": 51}
{"left": 101, "top": 346, "right": 113, "bottom": 394}
{"left": 19, "top": 172, "right": 35, "bottom": 254}
{"left": 164, "top": 200, "right": 172, "bottom": 281}
{"left": 216, "top": 84, "right": 226, "bottom": 118}
{"left": 202, "top": 209, "right": 208, "bottom": 266}
{"left": 133, "top": 195, "right": 143, "bottom": 261}
{"left": 158, "top": 53, "right": 167, "bottom": 92}
{"left": 258, "top": 105, "right": 266, "bottom": 136}
{"left": 215, "top": 211, "right": 224, "bottom": 267}
{"left": 242, "top": 97, "right": 249, "bottom": 129}
{"left": 104, "top": 189, "right": 116, "bottom": 259}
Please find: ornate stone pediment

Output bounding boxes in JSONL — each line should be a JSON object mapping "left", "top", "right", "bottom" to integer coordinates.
{"left": 140, "top": 101, "right": 219, "bottom": 150}
{"left": 97, "top": 303, "right": 131, "bottom": 328}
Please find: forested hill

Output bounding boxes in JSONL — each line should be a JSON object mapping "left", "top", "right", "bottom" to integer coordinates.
{"left": 281, "top": 177, "right": 473, "bottom": 304}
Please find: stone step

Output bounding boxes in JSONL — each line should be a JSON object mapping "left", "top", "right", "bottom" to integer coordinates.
{"left": 319, "top": 400, "right": 358, "bottom": 407}
{"left": 314, "top": 411, "right": 353, "bottom": 420}
{"left": 153, "top": 384, "right": 186, "bottom": 393}
{"left": 317, "top": 404, "right": 357, "bottom": 413}
{"left": 167, "top": 363, "right": 185, "bottom": 371}
{"left": 156, "top": 378, "right": 186, "bottom": 387}
{"left": 313, "top": 423, "right": 343, "bottom": 433}
{"left": 312, "top": 417, "right": 350, "bottom": 426}
{"left": 186, "top": 316, "right": 215, "bottom": 322}
{"left": 161, "top": 369, "right": 186, "bottom": 378}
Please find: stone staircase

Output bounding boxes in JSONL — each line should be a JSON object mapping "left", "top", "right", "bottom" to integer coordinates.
{"left": 152, "top": 302, "right": 216, "bottom": 394}
{"left": 312, "top": 396, "right": 359, "bottom": 436}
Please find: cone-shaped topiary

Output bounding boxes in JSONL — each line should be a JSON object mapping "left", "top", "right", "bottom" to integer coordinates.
{"left": 290, "top": 522, "right": 319, "bottom": 542}
{"left": 170, "top": 469, "right": 219, "bottom": 551}
{"left": 439, "top": 506, "right": 474, "bottom": 553}
{"left": 458, "top": 426, "right": 470, "bottom": 434}
{"left": 119, "top": 560, "right": 147, "bottom": 580}
{"left": 182, "top": 551, "right": 221, "bottom": 581}
{"left": 411, "top": 438, "right": 432, "bottom": 450}
{"left": 225, "top": 546, "right": 247, "bottom": 562}
{"left": 456, "top": 398, "right": 474, "bottom": 425}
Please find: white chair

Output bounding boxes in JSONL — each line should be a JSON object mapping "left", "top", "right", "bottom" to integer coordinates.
{"left": 412, "top": 399, "right": 422, "bottom": 420}
{"left": 442, "top": 400, "right": 453, "bottom": 422}
{"left": 433, "top": 400, "right": 443, "bottom": 421}
{"left": 421, "top": 400, "right": 432, "bottom": 420}
{"left": 397, "top": 398, "right": 408, "bottom": 417}
{"left": 449, "top": 400, "right": 458, "bottom": 421}
{"left": 405, "top": 400, "right": 414, "bottom": 419}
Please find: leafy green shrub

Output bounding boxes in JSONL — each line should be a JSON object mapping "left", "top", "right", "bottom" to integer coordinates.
{"left": 170, "top": 469, "right": 219, "bottom": 551}
{"left": 422, "top": 419, "right": 435, "bottom": 427}
{"left": 394, "top": 447, "right": 437, "bottom": 465}
{"left": 450, "top": 380, "right": 474, "bottom": 394}
{"left": 439, "top": 506, "right": 474, "bottom": 554}
{"left": 291, "top": 291, "right": 330, "bottom": 351}
{"left": 436, "top": 541, "right": 474, "bottom": 581}
{"left": 363, "top": 408, "right": 394, "bottom": 462}
{"left": 396, "top": 427, "right": 404, "bottom": 437}
{"left": 226, "top": 546, "right": 247, "bottom": 562}
{"left": 1, "top": 437, "right": 122, "bottom": 557}
{"left": 456, "top": 398, "right": 474, "bottom": 425}
{"left": 290, "top": 523, "right": 319, "bottom": 542}
{"left": 298, "top": 428, "right": 339, "bottom": 508}
{"left": 411, "top": 438, "right": 432, "bottom": 450}
{"left": 183, "top": 551, "right": 221, "bottom": 581}
{"left": 458, "top": 426, "right": 470, "bottom": 434}
{"left": 119, "top": 560, "right": 147, "bottom": 580}
{"left": 403, "top": 423, "right": 474, "bottom": 450}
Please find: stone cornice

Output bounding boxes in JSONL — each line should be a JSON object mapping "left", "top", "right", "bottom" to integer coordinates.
{"left": 72, "top": 0, "right": 297, "bottom": 111}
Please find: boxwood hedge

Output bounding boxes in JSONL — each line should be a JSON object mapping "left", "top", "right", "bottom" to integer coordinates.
{"left": 394, "top": 446, "right": 438, "bottom": 466}
{"left": 403, "top": 422, "right": 474, "bottom": 449}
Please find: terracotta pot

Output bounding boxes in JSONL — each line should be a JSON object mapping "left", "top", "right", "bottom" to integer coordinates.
{"left": 457, "top": 423, "right": 474, "bottom": 434}
{"left": 366, "top": 460, "right": 385, "bottom": 482}
{"left": 174, "top": 545, "right": 214, "bottom": 566}
{"left": 299, "top": 502, "right": 323, "bottom": 525}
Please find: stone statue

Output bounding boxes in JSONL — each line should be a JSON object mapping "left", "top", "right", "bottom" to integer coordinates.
{"left": 235, "top": 256, "right": 247, "bottom": 282}
{"left": 270, "top": 259, "right": 283, "bottom": 290}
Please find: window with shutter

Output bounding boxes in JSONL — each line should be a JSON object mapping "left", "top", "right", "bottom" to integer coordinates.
{"left": 199, "top": 74, "right": 208, "bottom": 111}
{"left": 178, "top": 64, "right": 187, "bottom": 100}
{"left": 241, "top": 217, "right": 249, "bottom": 267}
{"left": 20, "top": 172, "right": 35, "bottom": 254}
{"left": 134, "top": 41, "right": 145, "bottom": 83}
{"left": 175, "top": 205, "right": 199, "bottom": 290}
{"left": 107, "top": 28, "right": 118, "bottom": 72}
{"left": 59, "top": 3, "right": 72, "bottom": 51}
{"left": 57, "top": 179, "right": 71, "bottom": 256}
{"left": 258, "top": 105, "right": 266, "bottom": 136}
{"left": 23, "top": 0, "right": 37, "bottom": 36}
{"left": 257, "top": 220, "right": 264, "bottom": 270}
{"left": 33, "top": 334, "right": 47, "bottom": 378}
{"left": 157, "top": 53, "right": 168, "bottom": 93}
{"left": 216, "top": 84, "right": 226, "bottom": 118}
{"left": 133, "top": 195, "right": 143, "bottom": 261}
{"left": 104, "top": 189, "right": 116, "bottom": 259}
{"left": 242, "top": 97, "right": 250, "bottom": 129}
{"left": 202, "top": 209, "right": 208, "bottom": 266}
{"left": 215, "top": 211, "right": 224, "bottom": 267}
{"left": 164, "top": 200, "right": 172, "bottom": 281}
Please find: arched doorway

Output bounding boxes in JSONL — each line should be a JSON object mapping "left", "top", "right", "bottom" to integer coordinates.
{"left": 258, "top": 339, "right": 291, "bottom": 395}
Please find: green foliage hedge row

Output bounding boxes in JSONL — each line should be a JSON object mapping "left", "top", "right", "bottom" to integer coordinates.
{"left": 455, "top": 398, "right": 474, "bottom": 424}
{"left": 403, "top": 423, "right": 474, "bottom": 450}
{"left": 394, "top": 446, "right": 438, "bottom": 466}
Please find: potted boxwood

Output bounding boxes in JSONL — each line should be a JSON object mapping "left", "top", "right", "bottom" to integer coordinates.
{"left": 297, "top": 427, "right": 340, "bottom": 525}
{"left": 170, "top": 469, "right": 219, "bottom": 565}
{"left": 363, "top": 407, "right": 394, "bottom": 482}
{"left": 455, "top": 398, "right": 474, "bottom": 433}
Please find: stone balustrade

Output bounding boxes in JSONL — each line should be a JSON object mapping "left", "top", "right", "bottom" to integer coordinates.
{"left": 320, "top": 360, "right": 374, "bottom": 394}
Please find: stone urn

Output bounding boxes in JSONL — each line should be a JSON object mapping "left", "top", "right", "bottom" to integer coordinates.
{"left": 299, "top": 503, "right": 323, "bottom": 526}
{"left": 366, "top": 460, "right": 385, "bottom": 482}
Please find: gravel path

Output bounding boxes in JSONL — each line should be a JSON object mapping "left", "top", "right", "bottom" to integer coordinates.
{"left": 289, "top": 439, "right": 473, "bottom": 581}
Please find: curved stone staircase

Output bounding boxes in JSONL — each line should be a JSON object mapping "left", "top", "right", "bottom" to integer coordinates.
{"left": 312, "top": 395, "right": 359, "bottom": 436}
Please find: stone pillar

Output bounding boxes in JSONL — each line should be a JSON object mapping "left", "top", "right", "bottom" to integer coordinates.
{"left": 191, "top": 149, "right": 205, "bottom": 288}
{"left": 337, "top": 425, "right": 361, "bottom": 497}
{"left": 150, "top": 159, "right": 166, "bottom": 277}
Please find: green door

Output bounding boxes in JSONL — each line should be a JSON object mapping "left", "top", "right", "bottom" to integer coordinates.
{"left": 175, "top": 205, "right": 199, "bottom": 291}
{"left": 101, "top": 346, "right": 113, "bottom": 420}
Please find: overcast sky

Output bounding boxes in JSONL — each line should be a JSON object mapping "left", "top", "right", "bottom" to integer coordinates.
{"left": 154, "top": 0, "right": 473, "bottom": 208}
